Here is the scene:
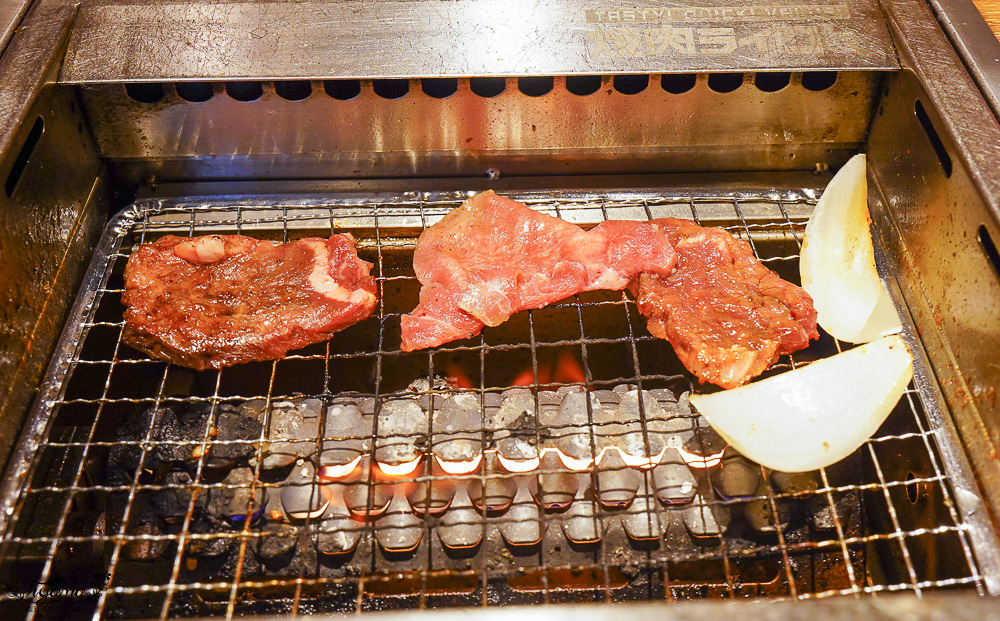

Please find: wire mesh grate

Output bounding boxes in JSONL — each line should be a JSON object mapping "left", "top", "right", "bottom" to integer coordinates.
{"left": 0, "top": 190, "right": 992, "bottom": 619}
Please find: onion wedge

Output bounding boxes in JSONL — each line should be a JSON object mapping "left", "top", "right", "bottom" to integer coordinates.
{"left": 800, "top": 154, "right": 902, "bottom": 343}
{"left": 689, "top": 335, "right": 913, "bottom": 473}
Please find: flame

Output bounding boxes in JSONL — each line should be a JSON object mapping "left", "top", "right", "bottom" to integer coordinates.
{"left": 510, "top": 351, "right": 586, "bottom": 388}
{"left": 435, "top": 454, "right": 483, "bottom": 475}
{"left": 554, "top": 351, "right": 586, "bottom": 384}
{"left": 287, "top": 500, "right": 331, "bottom": 520}
{"left": 512, "top": 366, "right": 550, "bottom": 387}
{"left": 321, "top": 441, "right": 723, "bottom": 500}
{"left": 495, "top": 454, "right": 540, "bottom": 472}
{"left": 445, "top": 363, "right": 475, "bottom": 389}
{"left": 376, "top": 455, "right": 423, "bottom": 477}
{"left": 677, "top": 446, "right": 725, "bottom": 468}
{"left": 596, "top": 446, "right": 666, "bottom": 469}
{"left": 318, "top": 455, "right": 363, "bottom": 481}
{"left": 542, "top": 447, "right": 593, "bottom": 471}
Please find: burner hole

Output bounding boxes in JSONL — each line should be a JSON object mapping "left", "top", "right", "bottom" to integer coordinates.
{"left": 802, "top": 71, "right": 838, "bottom": 91}
{"left": 125, "top": 83, "right": 165, "bottom": 104}
{"left": 324, "top": 79, "right": 362, "bottom": 100}
{"left": 905, "top": 472, "right": 921, "bottom": 504}
{"left": 613, "top": 74, "right": 648, "bottom": 95}
{"left": 275, "top": 80, "right": 312, "bottom": 101}
{"left": 707, "top": 73, "right": 743, "bottom": 93}
{"left": 661, "top": 74, "right": 696, "bottom": 94}
{"left": 225, "top": 81, "right": 263, "bottom": 102}
{"left": 566, "top": 75, "right": 601, "bottom": 96}
{"left": 373, "top": 79, "right": 409, "bottom": 99}
{"left": 470, "top": 77, "right": 506, "bottom": 98}
{"left": 422, "top": 78, "right": 457, "bottom": 98}
{"left": 518, "top": 76, "right": 553, "bottom": 97}
{"left": 978, "top": 225, "right": 1000, "bottom": 282}
{"left": 754, "top": 72, "right": 791, "bottom": 93}
{"left": 175, "top": 82, "right": 214, "bottom": 102}
{"left": 914, "top": 99, "right": 953, "bottom": 177}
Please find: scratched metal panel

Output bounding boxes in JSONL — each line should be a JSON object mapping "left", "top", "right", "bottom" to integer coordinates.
{"left": 59, "top": 0, "right": 897, "bottom": 83}
{"left": 78, "top": 72, "right": 879, "bottom": 182}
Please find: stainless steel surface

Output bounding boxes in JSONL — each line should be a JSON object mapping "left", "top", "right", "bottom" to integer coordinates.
{"left": 58, "top": 0, "right": 898, "bottom": 83}
{"left": 0, "top": 0, "right": 34, "bottom": 62}
{"left": 0, "top": 1, "right": 107, "bottom": 471}
{"left": 0, "top": 188, "right": 995, "bottom": 618}
{"left": 79, "top": 71, "right": 879, "bottom": 185}
{"left": 867, "top": 0, "right": 1000, "bottom": 532}
{"left": 926, "top": 0, "right": 1000, "bottom": 121}
{"left": 0, "top": 0, "right": 999, "bottom": 616}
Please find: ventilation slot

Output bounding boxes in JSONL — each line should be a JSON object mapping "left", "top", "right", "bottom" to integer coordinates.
{"left": 566, "top": 75, "right": 601, "bottom": 96}
{"left": 422, "top": 78, "right": 457, "bottom": 99}
{"left": 661, "top": 74, "right": 696, "bottom": 94}
{"left": 755, "top": 72, "right": 790, "bottom": 93}
{"left": 373, "top": 79, "right": 408, "bottom": 99}
{"left": 325, "top": 80, "right": 361, "bottom": 100}
{"left": 175, "top": 82, "right": 214, "bottom": 102}
{"left": 914, "top": 99, "right": 953, "bottom": 177}
{"left": 518, "top": 77, "right": 553, "bottom": 97}
{"left": 802, "top": 71, "right": 837, "bottom": 91}
{"left": 978, "top": 225, "right": 1000, "bottom": 282}
{"left": 225, "top": 82, "right": 263, "bottom": 102}
{"left": 470, "top": 78, "right": 506, "bottom": 98}
{"left": 613, "top": 74, "right": 648, "bottom": 95}
{"left": 4, "top": 116, "right": 43, "bottom": 198}
{"left": 275, "top": 81, "right": 312, "bottom": 101}
{"left": 707, "top": 73, "right": 743, "bottom": 93}
{"left": 125, "top": 83, "right": 165, "bottom": 104}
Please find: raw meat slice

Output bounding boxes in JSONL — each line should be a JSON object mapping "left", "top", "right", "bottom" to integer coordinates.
{"left": 123, "top": 233, "right": 377, "bottom": 370}
{"left": 401, "top": 191, "right": 676, "bottom": 351}
{"left": 633, "top": 218, "right": 818, "bottom": 389}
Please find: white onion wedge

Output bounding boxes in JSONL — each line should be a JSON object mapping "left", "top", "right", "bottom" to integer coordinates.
{"left": 800, "top": 154, "right": 902, "bottom": 343}
{"left": 689, "top": 335, "right": 913, "bottom": 473}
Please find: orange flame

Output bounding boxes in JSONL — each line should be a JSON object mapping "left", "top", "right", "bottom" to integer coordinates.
{"left": 376, "top": 455, "right": 423, "bottom": 478}
{"left": 510, "top": 351, "right": 585, "bottom": 389}
{"left": 445, "top": 363, "right": 475, "bottom": 389}
{"left": 554, "top": 351, "right": 586, "bottom": 384}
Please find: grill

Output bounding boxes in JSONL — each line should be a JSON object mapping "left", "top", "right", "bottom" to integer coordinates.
{"left": 3, "top": 0, "right": 1000, "bottom": 618}
{"left": 1, "top": 190, "right": 996, "bottom": 617}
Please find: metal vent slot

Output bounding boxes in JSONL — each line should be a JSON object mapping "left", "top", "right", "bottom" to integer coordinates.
{"left": 0, "top": 190, "right": 992, "bottom": 618}
{"left": 175, "top": 82, "right": 214, "bottom": 103}
{"left": 914, "top": 99, "right": 953, "bottom": 177}
{"left": 225, "top": 82, "right": 263, "bottom": 103}
{"left": 977, "top": 225, "right": 1000, "bottom": 282}
{"left": 116, "top": 74, "right": 850, "bottom": 106}
{"left": 707, "top": 73, "right": 744, "bottom": 93}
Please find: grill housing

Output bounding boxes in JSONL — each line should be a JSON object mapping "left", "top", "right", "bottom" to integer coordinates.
{"left": 2, "top": 0, "right": 1000, "bottom": 618}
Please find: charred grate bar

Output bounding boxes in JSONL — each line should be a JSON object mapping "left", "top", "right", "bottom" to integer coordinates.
{"left": 0, "top": 190, "right": 995, "bottom": 619}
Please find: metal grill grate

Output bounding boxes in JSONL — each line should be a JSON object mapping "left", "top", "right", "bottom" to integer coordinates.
{"left": 0, "top": 190, "right": 994, "bottom": 619}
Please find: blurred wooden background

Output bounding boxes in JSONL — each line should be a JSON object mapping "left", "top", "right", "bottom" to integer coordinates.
{"left": 972, "top": 0, "right": 1000, "bottom": 39}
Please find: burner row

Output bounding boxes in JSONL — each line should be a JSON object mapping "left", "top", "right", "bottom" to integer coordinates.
{"left": 109, "top": 385, "right": 725, "bottom": 486}
{"left": 104, "top": 386, "right": 846, "bottom": 567}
